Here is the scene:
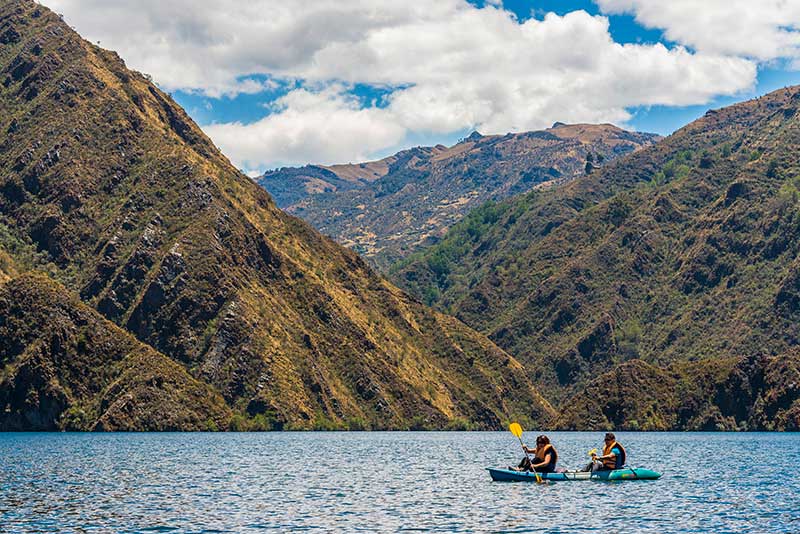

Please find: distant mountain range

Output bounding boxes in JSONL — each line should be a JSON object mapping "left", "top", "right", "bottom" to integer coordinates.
{"left": 392, "top": 86, "right": 800, "bottom": 430}
{"left": 259, "top": 124, "right": 660, "bottom": 269}
{"left": 0, "top": 0, "right": 552, "bottom": 431}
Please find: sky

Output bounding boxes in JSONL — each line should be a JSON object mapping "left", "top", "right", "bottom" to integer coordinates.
{"left": 44, "top": 0, "right": 800, "bottom": 175}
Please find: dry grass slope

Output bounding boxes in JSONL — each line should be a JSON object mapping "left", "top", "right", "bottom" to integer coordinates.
{"left": 393, "top": 86, "right": 800, "bottom": 428}
{"left": 0, "top": 0, "right": 551, "bottom": 430}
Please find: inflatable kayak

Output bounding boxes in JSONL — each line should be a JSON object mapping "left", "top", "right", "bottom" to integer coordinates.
{"left": 487, "top": 467, "right": 661, "bottom": 482}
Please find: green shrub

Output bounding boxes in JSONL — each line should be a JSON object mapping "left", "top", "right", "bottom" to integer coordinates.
{"left": 228, "top": 411, "right": 281, "bottom": 431}
{"left": 59, "top": 406, "right": 92, "bottom": 431}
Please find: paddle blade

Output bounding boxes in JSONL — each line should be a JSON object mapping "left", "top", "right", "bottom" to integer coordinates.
{"left": 509, "top": 422, "right": 523, "bottom": 438}
{"left": 587, "top": 448, "right": 597, "bottom": 457}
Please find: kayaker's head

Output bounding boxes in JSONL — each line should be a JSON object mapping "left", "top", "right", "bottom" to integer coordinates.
{"left": 536, "top": 435, "right": 550, "bottom": 446}
{"left": 604, "top": 432, "right": 615, "bottom": 443}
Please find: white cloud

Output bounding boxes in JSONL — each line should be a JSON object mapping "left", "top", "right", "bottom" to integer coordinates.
{"left": 203, "top": 86, "right": 405, "bottom": 168}
{"left": 596, "top": 0, "right": 800, "bottom": 62}
{"left": 45, "top": 0, "right": 436, "bottom": 97}
{"left": 45, "top": 0, "right": 766, "bottom": 169}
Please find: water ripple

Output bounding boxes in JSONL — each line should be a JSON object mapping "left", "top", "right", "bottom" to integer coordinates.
{"left": 1, "top": 432, "right": 799, "bottom": 532}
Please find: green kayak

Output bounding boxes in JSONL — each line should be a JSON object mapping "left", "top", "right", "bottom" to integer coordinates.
{"left": 487, "top": 467, "right": 661, "bottom": 482}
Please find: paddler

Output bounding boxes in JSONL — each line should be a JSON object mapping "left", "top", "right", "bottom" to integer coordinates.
{"left": 515, "top": 434, "right": 558, "bottom": 473}
{"left": 590, "top": 432, "right": 626, "bottom": 471}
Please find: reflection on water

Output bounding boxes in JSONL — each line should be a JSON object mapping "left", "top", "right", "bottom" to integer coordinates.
{"left": 1, "top": 432, "right": 798, "bottom": 532}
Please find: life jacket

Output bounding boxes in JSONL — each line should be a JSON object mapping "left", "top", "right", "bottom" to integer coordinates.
{"left": 534, "top": 443, "right": 558, "bottom": 471}
{"left": 602, "top": 441, "right": 626, "bottom": 470}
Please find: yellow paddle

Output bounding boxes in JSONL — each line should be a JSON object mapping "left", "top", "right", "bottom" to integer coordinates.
{"left": 509, "top": 422, "right": 542, "bottom": 483}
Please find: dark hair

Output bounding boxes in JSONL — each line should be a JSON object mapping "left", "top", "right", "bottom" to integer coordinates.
{"left": 536, "top": 435, "right": 550, "bottom": 445}
{"left": 604, "top": 432, "right": 616, "bottom": 441}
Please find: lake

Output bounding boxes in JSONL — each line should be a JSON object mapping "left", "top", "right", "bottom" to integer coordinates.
{"left": 1, "top": 432, "right": 798, "bottom": 533}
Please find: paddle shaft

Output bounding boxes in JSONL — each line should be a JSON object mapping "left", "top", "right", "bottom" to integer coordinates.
{"left": 516, "top": 436, "right": 541, "bottom": 480}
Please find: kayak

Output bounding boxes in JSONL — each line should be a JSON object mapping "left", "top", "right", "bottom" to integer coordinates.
{"left": 487, "top": 467, "right": 661, "bottom": 482}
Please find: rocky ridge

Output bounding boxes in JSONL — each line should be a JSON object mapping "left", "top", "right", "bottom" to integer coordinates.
{"left": 260, "top": 125, "right": 659, "bottom": 269}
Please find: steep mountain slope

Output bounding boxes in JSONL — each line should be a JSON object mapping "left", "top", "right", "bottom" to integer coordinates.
{"left": 0, "top": 269, "right": 231, "bottom": 430}
{"left": 260, "top": 125, "right": 659, "bottom": 269}
{"left": 0, "top": 0, "right": 553, "bottom": 430}
{"left": 555, "top": 355, "right": 800, "bottom": 431}
{"left": 393, "top": 85, "right": 800, "bottom": 421}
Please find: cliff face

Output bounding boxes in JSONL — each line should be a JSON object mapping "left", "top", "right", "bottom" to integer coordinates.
{"left": 0, "top": 271, "right": 231, "bottom": 430}
{"left": 0, "top": 0, "right": 553, "bottom": 430}
{"left": 260, "top": 125, "right": 659, "bottom": 269}
{"left": 393, "top": 85, "right": 800, "bottom": 426}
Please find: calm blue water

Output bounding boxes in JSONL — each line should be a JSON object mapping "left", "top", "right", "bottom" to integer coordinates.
{"left": 1, "top": 432, "right": 798, "bottom": 533}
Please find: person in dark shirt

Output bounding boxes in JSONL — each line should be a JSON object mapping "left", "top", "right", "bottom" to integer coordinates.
{"left": 516, "top": 435, "right": 558, "bottom": 473}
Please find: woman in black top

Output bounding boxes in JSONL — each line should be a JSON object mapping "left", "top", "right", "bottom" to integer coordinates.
{"left": 517, "top": 435, "right": 558, "bottom": 473}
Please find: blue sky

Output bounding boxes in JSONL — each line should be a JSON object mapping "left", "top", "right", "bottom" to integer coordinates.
{"left": 50, "top": 0, "right": 800, "bottom": 172}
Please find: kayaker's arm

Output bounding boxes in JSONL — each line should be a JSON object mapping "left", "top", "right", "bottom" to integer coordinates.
{"left": 531, "top": 452, "right": 552, "bottom": 469}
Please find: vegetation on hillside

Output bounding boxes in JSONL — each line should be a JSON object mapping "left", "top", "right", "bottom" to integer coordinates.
{"left": 392, "top": 86, "right": 800, "bottom": 426}
{"left": 0, "top": 271, "right": 231, "bottom": 430}
{"left": 556, "top": 355, "right": 800, "bottom": 431}
{"left": 0, "top": 247, "right": 16, "bottom": 282}
{"left": 3, "top": 0, "right": 796, "bottom": 431}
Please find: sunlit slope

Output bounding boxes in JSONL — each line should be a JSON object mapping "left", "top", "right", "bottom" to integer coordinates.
{"left": 0, "top": 0, "right": 553, "bottom": 429}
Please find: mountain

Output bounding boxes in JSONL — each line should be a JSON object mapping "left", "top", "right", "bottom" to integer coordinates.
{"left": 391, "top": 86, "right": 800, "bottom": 429}
{"left": 0, "top": 0, "right": 554, "bottom": 430}
{"left": 259, "top": 125, "right": 659, "bottom": 269}
{"left": 0, "top": 270, "right": 231, "bottom": 430}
